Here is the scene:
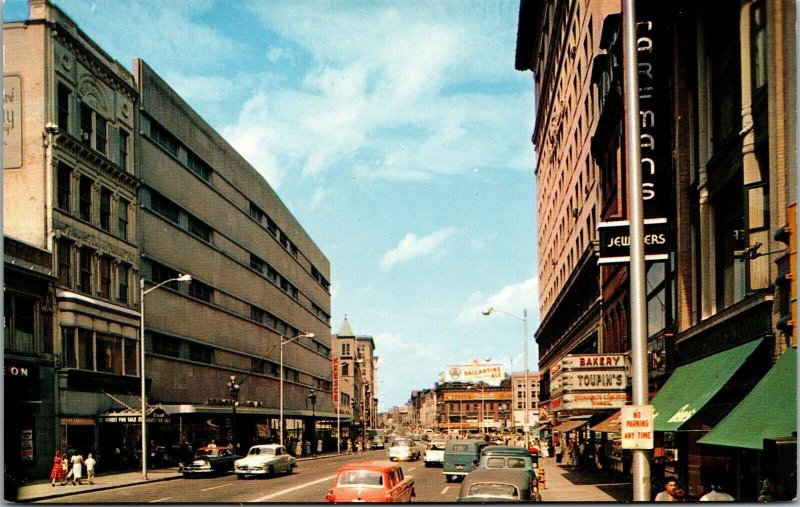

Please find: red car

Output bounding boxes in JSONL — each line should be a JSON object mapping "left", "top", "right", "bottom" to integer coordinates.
{"left": 325, "top": 460, "right": 415, "bottom": 503}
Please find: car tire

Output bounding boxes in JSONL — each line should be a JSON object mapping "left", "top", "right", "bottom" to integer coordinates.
{"left": 268, "top": 466, "right": 275, "bottom": 477}
{"left": 236, "top": 474, "right": 245, "bottom": 480}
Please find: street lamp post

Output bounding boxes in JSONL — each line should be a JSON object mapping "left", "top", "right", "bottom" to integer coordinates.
{"left": 227, "top": 375, "right": 240, "bottom": 452}
{"left": 306, "top": 389, "right": 317, "bottom": 457}
{"left": 140, "top": 273, "right": 192, "bottom": 480}
{"left": 279, "top": 331, "right": 315, "bottom": 446}
{"left": 482, "top": 307, "right": 530, "bottom": 447}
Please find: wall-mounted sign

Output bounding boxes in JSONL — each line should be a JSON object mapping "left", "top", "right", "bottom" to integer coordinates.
{"left": 553, "top": 392, "right": 629, "bottom": 411}
{"left": 598, "top": 219, "right": 670, "bottom": 264}
{"left": 551, "top": 370, "right": 627, "bottom": 395}
{"left": 332, "top": 357, "right": 339, "bottom": 403}
{"left": 21, "top": 429, "right": 33, "bottom": 461}
{"left": 4, "top": 75, "right": 22, "bottom": 169}
{"left": 550, "top": 354, "right": 628, "bottom": 377}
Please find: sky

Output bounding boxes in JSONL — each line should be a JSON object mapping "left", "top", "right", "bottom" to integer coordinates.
{"left": 5, "top": 0, "right": 540, "bottom": 411}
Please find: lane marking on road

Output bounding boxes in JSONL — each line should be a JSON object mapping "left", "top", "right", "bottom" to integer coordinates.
{"left": 149, "top": 497, "right": 173, "bottom": 503}
{"left": 251, "top": 473, "right": 337, "bottom": 502}
{"left": 441, "top": 486, "right": 450, "bottom": 495}
{"left": 201, "top": 483, "right": 234, "bottom": 492}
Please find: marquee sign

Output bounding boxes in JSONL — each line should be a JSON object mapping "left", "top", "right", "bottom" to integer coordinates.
{"left": 552, "top": 392, "right": 629, "bottom": 411}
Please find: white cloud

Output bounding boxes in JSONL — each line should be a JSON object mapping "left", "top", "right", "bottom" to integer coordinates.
{"left": 309, "top": 187, "right": 333, "bottom": 209}
{"left": 380, "top": 227, "right": 457, "bottom": 269}
{"left": 457, "top": 277, "right": 539, "bottom": 325}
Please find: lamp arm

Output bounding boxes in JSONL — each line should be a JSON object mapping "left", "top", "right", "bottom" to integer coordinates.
{"left": 143, "top": 275, "right": 189, "bottom": 296}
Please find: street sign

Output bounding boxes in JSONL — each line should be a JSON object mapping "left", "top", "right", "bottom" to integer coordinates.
{"left": 620, "top": 405, "right": 654, "bottom": 449}
{"left": 598, "top": 218, "right": 670, "bottom": 264}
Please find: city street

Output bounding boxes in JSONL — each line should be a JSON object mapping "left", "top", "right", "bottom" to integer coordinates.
{"left": 21, "top": 443, "right": 632, "bottom": 503}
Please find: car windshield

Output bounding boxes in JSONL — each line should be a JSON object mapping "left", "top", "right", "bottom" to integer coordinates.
{"left": 195, "top": 450, "right": 216, "bottom": 457}
{"left": 337, "top": 470, "right": 384, "bottom": 487}
{"left": 248, "top": 447, "right": 274, "bottom": 456}
{"left": 467, "top": 483, "right": 519, "bottom": 499}
{"left": 393, "top": 440, "right": 411, "bottom": 447}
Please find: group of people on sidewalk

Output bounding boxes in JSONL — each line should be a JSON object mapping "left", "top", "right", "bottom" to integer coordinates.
{"left": 49, "top": 449, "right": 96, "bottom": 487}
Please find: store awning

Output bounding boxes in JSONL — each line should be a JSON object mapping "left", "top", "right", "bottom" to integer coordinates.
{"left": 98, "top": 405, "right": 171, "bottom": 424}
{"left": 552, "top": 419, "right": 588, "bottom": 433}
{"left": 698, "top": 348, "right": 796, "bottom": 450}
{"left": 590, "top": 410, "right": 621, "bottom": 433}
{"left": 651, "top": 339, "right": 763, "bottom": 432}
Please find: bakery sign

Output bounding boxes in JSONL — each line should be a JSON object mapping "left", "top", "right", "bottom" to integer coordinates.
{"left": 550, "top": 353, "right": 629, "bottom": 377}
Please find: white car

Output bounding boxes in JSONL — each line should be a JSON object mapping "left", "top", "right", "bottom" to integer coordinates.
{"left": 388, "top": 438, "right": 421, "bottom": 461}
{"left": 234, "top": 444, "right": 296, "bottom": 478}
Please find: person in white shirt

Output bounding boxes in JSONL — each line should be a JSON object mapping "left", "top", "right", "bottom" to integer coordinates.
{"left": 654, "top": 477, "right": 678, "bottom": 501}
{"left": 700, "top": 484, "right": 734, "bottom": 501}
{"left": 84, "top": 453, "right": 97, "bottom": 485}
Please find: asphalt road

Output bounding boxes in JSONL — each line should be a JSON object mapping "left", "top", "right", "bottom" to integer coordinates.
{"left": 38, "top": 443, "right": 461, "bottom": 503}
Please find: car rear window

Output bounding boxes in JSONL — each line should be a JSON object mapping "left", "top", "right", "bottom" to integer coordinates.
{"left": 452, "top": 444, "right": 469, "bottom": 452}
{"left": 468, "top": 483, "right": 518, "bottom": 499}
{"left": 486, "top": 457, "right": 506, "bottom": 468}
{"left": 337, "top": 470, "right": 384, "bottom": 487}
{"left": 507, "top": 457, "right": 527, "bottom": 468}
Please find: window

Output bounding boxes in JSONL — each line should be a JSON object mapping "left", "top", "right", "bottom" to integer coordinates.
{"left": 78, "top": 247, "right": 93, "bottom": 294}
{"left": 57, "top": 83, "right": 71, "bottom": 131}
{"left": 187, "top": 152, "right": 212, "bottom": 181}
{"left": 188, "top": 279, "right": 213, "bottom": 303}
{"left": 251, "top": 305, "right": 265, "bottom": 323}
{"left": 250, "top": 254, "right": 265, "bottom": 273}
{"left": 80, "top": 103, "right": 93, "bottom": 146}
{"left": 124, "top": 338, "right": 137, "bottom": 375}
{"left": 187, "top": 216, "right": 212, "bottom": 242}
{"left": 99, "top": 256, "right": 112, "bottom": 299}
{"left": 100, "top": 187, "right": 112, "bottom": 231}
{"left": 96, "top": 333, "right": 122, "bottom": 374}
{"left": 267, "top": 218, "right": 278, "bottom": 237}
{"left": 150, "top": 192, "right": 180, "bottom": 224}
{"left": 342, "top": 342, "right": 350, "bottom": 356}
{"left": 79, "top": 328, "right": 93, "bottom": 370}
{"left": 95, "top": 115, "right": 107, "bottom": 154}
{"left": 57, "top": 239, "right": 72, "bottom": 287}
{"left": 79, "top": 175, "right": 93, "bottom": 222}
{"left": 151, "top": 333, "right": 180, "bottom": 358}
{"left": 118, "top": 263, "right": 129, "bottom": 303}
{"left": 251, "top": 358, "right": 266, "bottom": 374}
{"left": 266, "top": 266, "right": 278, "bottom": 283}
{"left": 57, "top": 163, "right": 72, "bottom": 212}
{"left": 150, "top": 262, "right": 179, "bottom": 285}
{"left": 188, "top": 342, "right": 214, "bottom": 364}
{"left": 118, "top": 198, "right": 129, "bottom": 240}
{"left": 342, "top": 363, "right": 349, "bottom": 376}
{"left": 119, "top": 129, "right": 129, "bottom": 170}
{"left": 4, "top": 292, "right": 37, "bottom": 354}
{"left": 714, "top": 177, "right": 746, "bottom": 308}
{"left": 150, "top": 122, "right": 179, "bottom": 157}
{"left": 751, "top": 0, "right": 767, "bottom": 92}
{"left": 249, "top": 202, "right": 265, "bottom": 224}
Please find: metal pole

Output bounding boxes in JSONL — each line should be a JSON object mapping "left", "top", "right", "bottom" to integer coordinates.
{"left": 523, "top": 309, "right": 530, "bottom": 448}
{"left": 140, "top": 277, "right": 148, "bottom": 480}
{"left": 622, "top": 0, "right": 651, "bottom": 500}
{"left": 279, "top": 336, "right": 284, "bottom": 447}
{"left": 337, "top": 385, "right": 341, "bottom": 454}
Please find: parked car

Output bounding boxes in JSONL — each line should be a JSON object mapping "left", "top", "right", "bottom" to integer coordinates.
{"left": 179, "top": 446, "right": 238, "bottom": 477}
{"left": 424, "top": 438, "right": 447, "bottom": 467}
{"left": 234, "top": 444, "right": 296, "bottom": 479}
{"left": 443, "top": 439, "right": 487, "bottom": 482}
{"left": 478, "top": 446, "right": 541, "bottom": 501}
{"left": 456, "top": 468, "right": 536, "bottom": 502}
{"left": 325, "top": 460, "right": 415, "bottom": 502}
{"left": 388, "top": 438, "right": 421, "bottom": 461}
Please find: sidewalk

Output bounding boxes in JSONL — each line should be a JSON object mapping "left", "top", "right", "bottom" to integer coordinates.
{"left": 15, "top": 451, "right": 342, "bottom": 503}
{"left": 538, "top": 456, "right": 632, "bottom": 502}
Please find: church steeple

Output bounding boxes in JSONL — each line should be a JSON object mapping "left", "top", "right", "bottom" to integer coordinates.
{"left": 338, "top": 315, "right": 354, "bottom": 337}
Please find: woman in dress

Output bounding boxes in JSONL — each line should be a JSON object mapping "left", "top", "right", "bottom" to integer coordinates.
{"left": 49, "top": 450, "right": 66, "bottom": 486}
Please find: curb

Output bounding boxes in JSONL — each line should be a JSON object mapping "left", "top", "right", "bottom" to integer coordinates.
{"left": 17, "top": 473, "right": 183, "bottom": 503}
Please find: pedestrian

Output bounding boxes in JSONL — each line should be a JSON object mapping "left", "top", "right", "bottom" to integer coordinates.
{"left": 555, "top": 440, "right": 563, "bottom": 463}
{"left": 70, "top": 452, "right": 84, "bottom": 485}
{"left": 60, "top": 451, "right": 69, "bottom": 485}
{"left": 654, "top": 476, "right": 679, "bottom": 501}
{"left": 700, "top": 482, "right": 734, "bottom": 501}
{"left": 50, "top": 450, "right": 66, "bottom": 487}
{"left": 346, "top": 438, "right": 352, "bottom": 454}
{"left": 85, "top": 453, "right": 97, "bottom": 485}
{"left": 304, "top": 439, "right": 311, "bottom": 456}
{"left": 317, "top": 438, "right": 323, "bottom": 455}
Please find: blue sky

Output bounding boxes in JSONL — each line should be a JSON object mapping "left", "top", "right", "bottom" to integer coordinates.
{"left": 6, "top": 0, "right": 540, "bottom": 411}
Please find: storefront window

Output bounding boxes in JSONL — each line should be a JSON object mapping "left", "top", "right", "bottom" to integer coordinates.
{"left": 96, "top": 334, "right": 123, "bottom": 374}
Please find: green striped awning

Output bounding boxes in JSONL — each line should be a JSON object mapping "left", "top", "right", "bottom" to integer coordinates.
{"left": 698, "top": 348, "right": 796, "bottom": 449}
{"left": 651, "top": 339, "right": 763, "bottom": 432}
